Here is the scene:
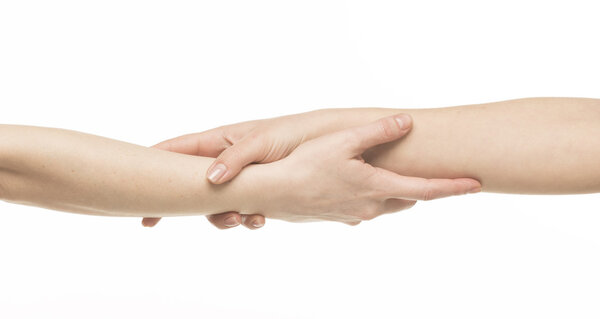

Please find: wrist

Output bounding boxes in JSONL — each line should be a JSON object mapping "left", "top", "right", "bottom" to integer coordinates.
{"left": 221, "top": 162, "right": 280, "bottom": 216}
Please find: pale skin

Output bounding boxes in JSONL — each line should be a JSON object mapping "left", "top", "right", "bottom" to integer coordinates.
{"left": 0, "top": 115, "right": 479, "bottom": 224}
{"left": 1, "top": 97, "right": 598, "bottom": 226}
{"left": 143, "top": 97, "right": 600, "bottom": 228}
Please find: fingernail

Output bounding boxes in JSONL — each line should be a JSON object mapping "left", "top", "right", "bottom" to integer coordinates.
{"left": 395, "top": 115, "right": 410, "bottom": 129}
{"left": 468, "top": 187, "right": 482, "bottom": 194}
{"left": 224, "top": 216, "right": 239, "bottom": 227}
{"left": 252, "top": 221, "right": 264, "bottom": 228}
{"left": 207, "top": 163, "right": 227, "bottom": 183}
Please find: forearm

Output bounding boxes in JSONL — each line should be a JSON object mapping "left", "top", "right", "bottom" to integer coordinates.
{"left": 0, "top": 125, "right": 256, "bottom": 217}
{"left": 353, "top": 97, "right": 600, "bottom": 194}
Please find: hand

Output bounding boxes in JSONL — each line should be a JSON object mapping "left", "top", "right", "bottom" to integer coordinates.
{"left": 142, "top": 109, "right": 347, "bottom": 229}
{"left": 235, "top": 114, "right": 481, "bottom": 224}
{"left": 140, "top": 119, "right": 267, "bottom": 229}
{"left": 141, "top": 211, "right": 265, "bottom": 229}
{"left": 157, "top": 109, "right": 352, "bottom": 185}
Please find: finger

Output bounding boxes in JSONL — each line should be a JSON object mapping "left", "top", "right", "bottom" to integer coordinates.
{"left": 372, "top": 168, "right": 482, "bottom": 201}
{"left": 206, "top": 212, "right": 242, "bottom": 229}
{"left": 342, "top": 114, "right": 413, "bottom": 156}
{"left": 241, "top": 214, "right": 266, "bottom": 229}
{"left": 142, "top": 217, "right": 161, "bottom": 227}
{"left": 206, "top": 137, "right": 267, "bottom": 184}
{"left": 152, "top": 129, "right": 230, "bottom": 157}
{"left": 382, "top": 198, "right": 417, "bottom": 214}
{"left": 344, "top": 220, "right": 361, "bottom": 226}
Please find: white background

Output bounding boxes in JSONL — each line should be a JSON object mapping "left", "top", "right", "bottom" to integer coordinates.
{"left": 1, "top": 0, "right": 599, "bottom": 318}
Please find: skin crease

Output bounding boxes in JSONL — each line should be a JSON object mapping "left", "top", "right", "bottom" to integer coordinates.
{"left": 146, "top": 97, "right": 600, "bottom": 228}
{"left": 0, "top": 116, "right": 479, "bottom": 224}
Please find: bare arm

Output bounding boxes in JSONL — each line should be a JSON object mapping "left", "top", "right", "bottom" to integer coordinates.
{"left": 3, "top": 97, "right": 596, "bottom": 225}
{"left": 0, "top": 118, "right": 475, "bottom": 223}
{"left": 173, "top": 97, "right": 600, "bottom": 195}
{"left": 0, "top": 125, "right": 253, "bottom": 217}
{"left": 139, "top": 97, "right": 600, "bottom": 227}
{"left": 361, "top": 97, "right": 600, "bottom": 194}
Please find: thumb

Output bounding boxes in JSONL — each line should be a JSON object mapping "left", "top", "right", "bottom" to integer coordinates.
{"left": 206, "top": 136, "right": 267, "bottom": 184}
{"left": 344, "top": 114, "right": 413, "bottom": 155}
{"left": 151, "top": 129, "right": 229, "bottom": 157}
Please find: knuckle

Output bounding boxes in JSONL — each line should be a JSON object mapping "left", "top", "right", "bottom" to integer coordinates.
{"left": 378, "top": 118, "right": 398, "bottom": 139}
{"left": 219, "top": 127, "right": 235, "bottom": 145}
{"left": 228, "top": 135, "right": 270, "bottom": 163}
{"left": 220, "top": 144, "right": 243, "bottom": 162}
{"left": 421, "top": 188, "right": 438, "bottom": 201}
{"left": 221, "top": 124, "right": 249, "bottom": 142}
